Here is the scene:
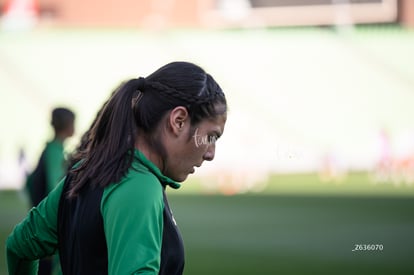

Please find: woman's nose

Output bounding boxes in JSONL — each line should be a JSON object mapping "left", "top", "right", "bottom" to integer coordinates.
{"left": 203, "top": 144, "right": 215, "bottom": 161}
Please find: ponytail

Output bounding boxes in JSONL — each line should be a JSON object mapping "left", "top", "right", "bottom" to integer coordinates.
{"left": 68, "top": 79, "right": 143, "bottom": 197}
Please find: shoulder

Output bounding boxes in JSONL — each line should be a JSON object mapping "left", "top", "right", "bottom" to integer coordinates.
{"left": 44, "top": 140, "right": 64, "bottom": 155}
{"left": 101, "top": 167, "right": 164, "bottom": 212}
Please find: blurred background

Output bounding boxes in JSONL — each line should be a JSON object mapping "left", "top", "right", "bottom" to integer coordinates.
{"left": 1, "top": 0, "right": 414, "bottom": 274}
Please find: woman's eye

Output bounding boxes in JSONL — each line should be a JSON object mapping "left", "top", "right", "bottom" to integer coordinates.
{"left": 208, "top": 135, "right": 218, "bottom": 144}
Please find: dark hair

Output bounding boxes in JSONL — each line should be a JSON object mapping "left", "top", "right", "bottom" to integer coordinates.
{"left": 67, "top": 81, "right": 126, "bottom": 171}
{"left": 51, "top": 107, "right": 75, "bottom": 132}
{"left": 67, "top": 62, "right": 226, "bottom": 197}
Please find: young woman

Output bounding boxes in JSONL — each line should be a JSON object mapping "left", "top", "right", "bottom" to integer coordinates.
{"left": 6, "top": 61, "right": 227, "bottom": 275}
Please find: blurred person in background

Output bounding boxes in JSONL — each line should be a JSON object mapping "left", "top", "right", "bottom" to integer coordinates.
{"left": 25, "top": 107, "right": 75, "bottom": 275}
{"left": 26, "top": 107, "right": 76, "bottom": 206}
{"left": 6, "top": 61, "right": 227, "bottom": 275}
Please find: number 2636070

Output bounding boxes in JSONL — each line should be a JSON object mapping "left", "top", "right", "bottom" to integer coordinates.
{"left": 352, "top": 244, "right": 383, "bottom": 251}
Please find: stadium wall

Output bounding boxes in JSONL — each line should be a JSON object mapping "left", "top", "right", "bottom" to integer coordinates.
{"left": 1, "top": 0, "right": 413, "bottom": 28}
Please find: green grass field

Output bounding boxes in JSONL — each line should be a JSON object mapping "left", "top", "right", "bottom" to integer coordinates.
{"left": 1, "top": 172, "right": 414, "bottom": 275}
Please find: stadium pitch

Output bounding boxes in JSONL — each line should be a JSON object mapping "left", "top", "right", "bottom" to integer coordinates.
{"left": 1, "top": 174, "right": 414, "bottom": 275}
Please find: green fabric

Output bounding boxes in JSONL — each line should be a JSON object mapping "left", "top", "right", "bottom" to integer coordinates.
{"left": 44, "top": 139, "right": 65, "bottom": 192}
{"left": 7, "top": 149, "right": 179, "bottom": 275}
{"left": 102, "top": 149, "right": 179, "bottom": 274}
{"left": 6, "top": 178, "right": 65, "bottom": 275}
{"left": 131, "top": 149, "right": 180, "bottom": 190}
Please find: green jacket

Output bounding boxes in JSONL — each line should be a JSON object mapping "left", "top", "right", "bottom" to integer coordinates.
{"left": 7, "top": 149, "right": 181, "bottom": 275}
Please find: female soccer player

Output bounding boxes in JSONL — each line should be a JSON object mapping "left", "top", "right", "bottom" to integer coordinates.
{"left": 6, "top": 61, "right": 227, "bottom": 275}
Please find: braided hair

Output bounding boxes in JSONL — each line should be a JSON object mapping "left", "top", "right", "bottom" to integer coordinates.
{"left": 67, "top": 62, "right": 226, "bottom": 197}
{"left": 132, "top": 62, "right": 226, "bottom": 132}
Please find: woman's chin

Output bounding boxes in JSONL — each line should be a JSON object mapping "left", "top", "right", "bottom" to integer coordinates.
{"left": 171, "top": 173, "right": 189, "bottom": 183}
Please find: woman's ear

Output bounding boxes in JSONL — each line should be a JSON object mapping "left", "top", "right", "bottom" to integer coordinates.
{"left": 169, "top": 106, "right": 189, "bottom": 136}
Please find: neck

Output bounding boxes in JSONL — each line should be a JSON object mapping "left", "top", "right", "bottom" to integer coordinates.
{"left": 134, "top": 135, "right": 164, "bottom": 171}
{"left": 54, "top": 133, "right": 66, "bottom": 143}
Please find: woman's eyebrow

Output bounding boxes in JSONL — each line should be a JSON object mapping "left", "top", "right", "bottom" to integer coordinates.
{"left": 211, "top": 130, "right": 222, "bottom": 138}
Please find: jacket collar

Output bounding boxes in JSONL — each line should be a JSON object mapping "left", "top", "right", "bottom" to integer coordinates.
{"left": 133, "top": 149, "right": 181, "bottom": 189}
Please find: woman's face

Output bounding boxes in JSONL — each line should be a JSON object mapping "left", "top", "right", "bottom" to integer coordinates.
{"left": 164, "top": 111, "right": 227, "bottom": 182}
